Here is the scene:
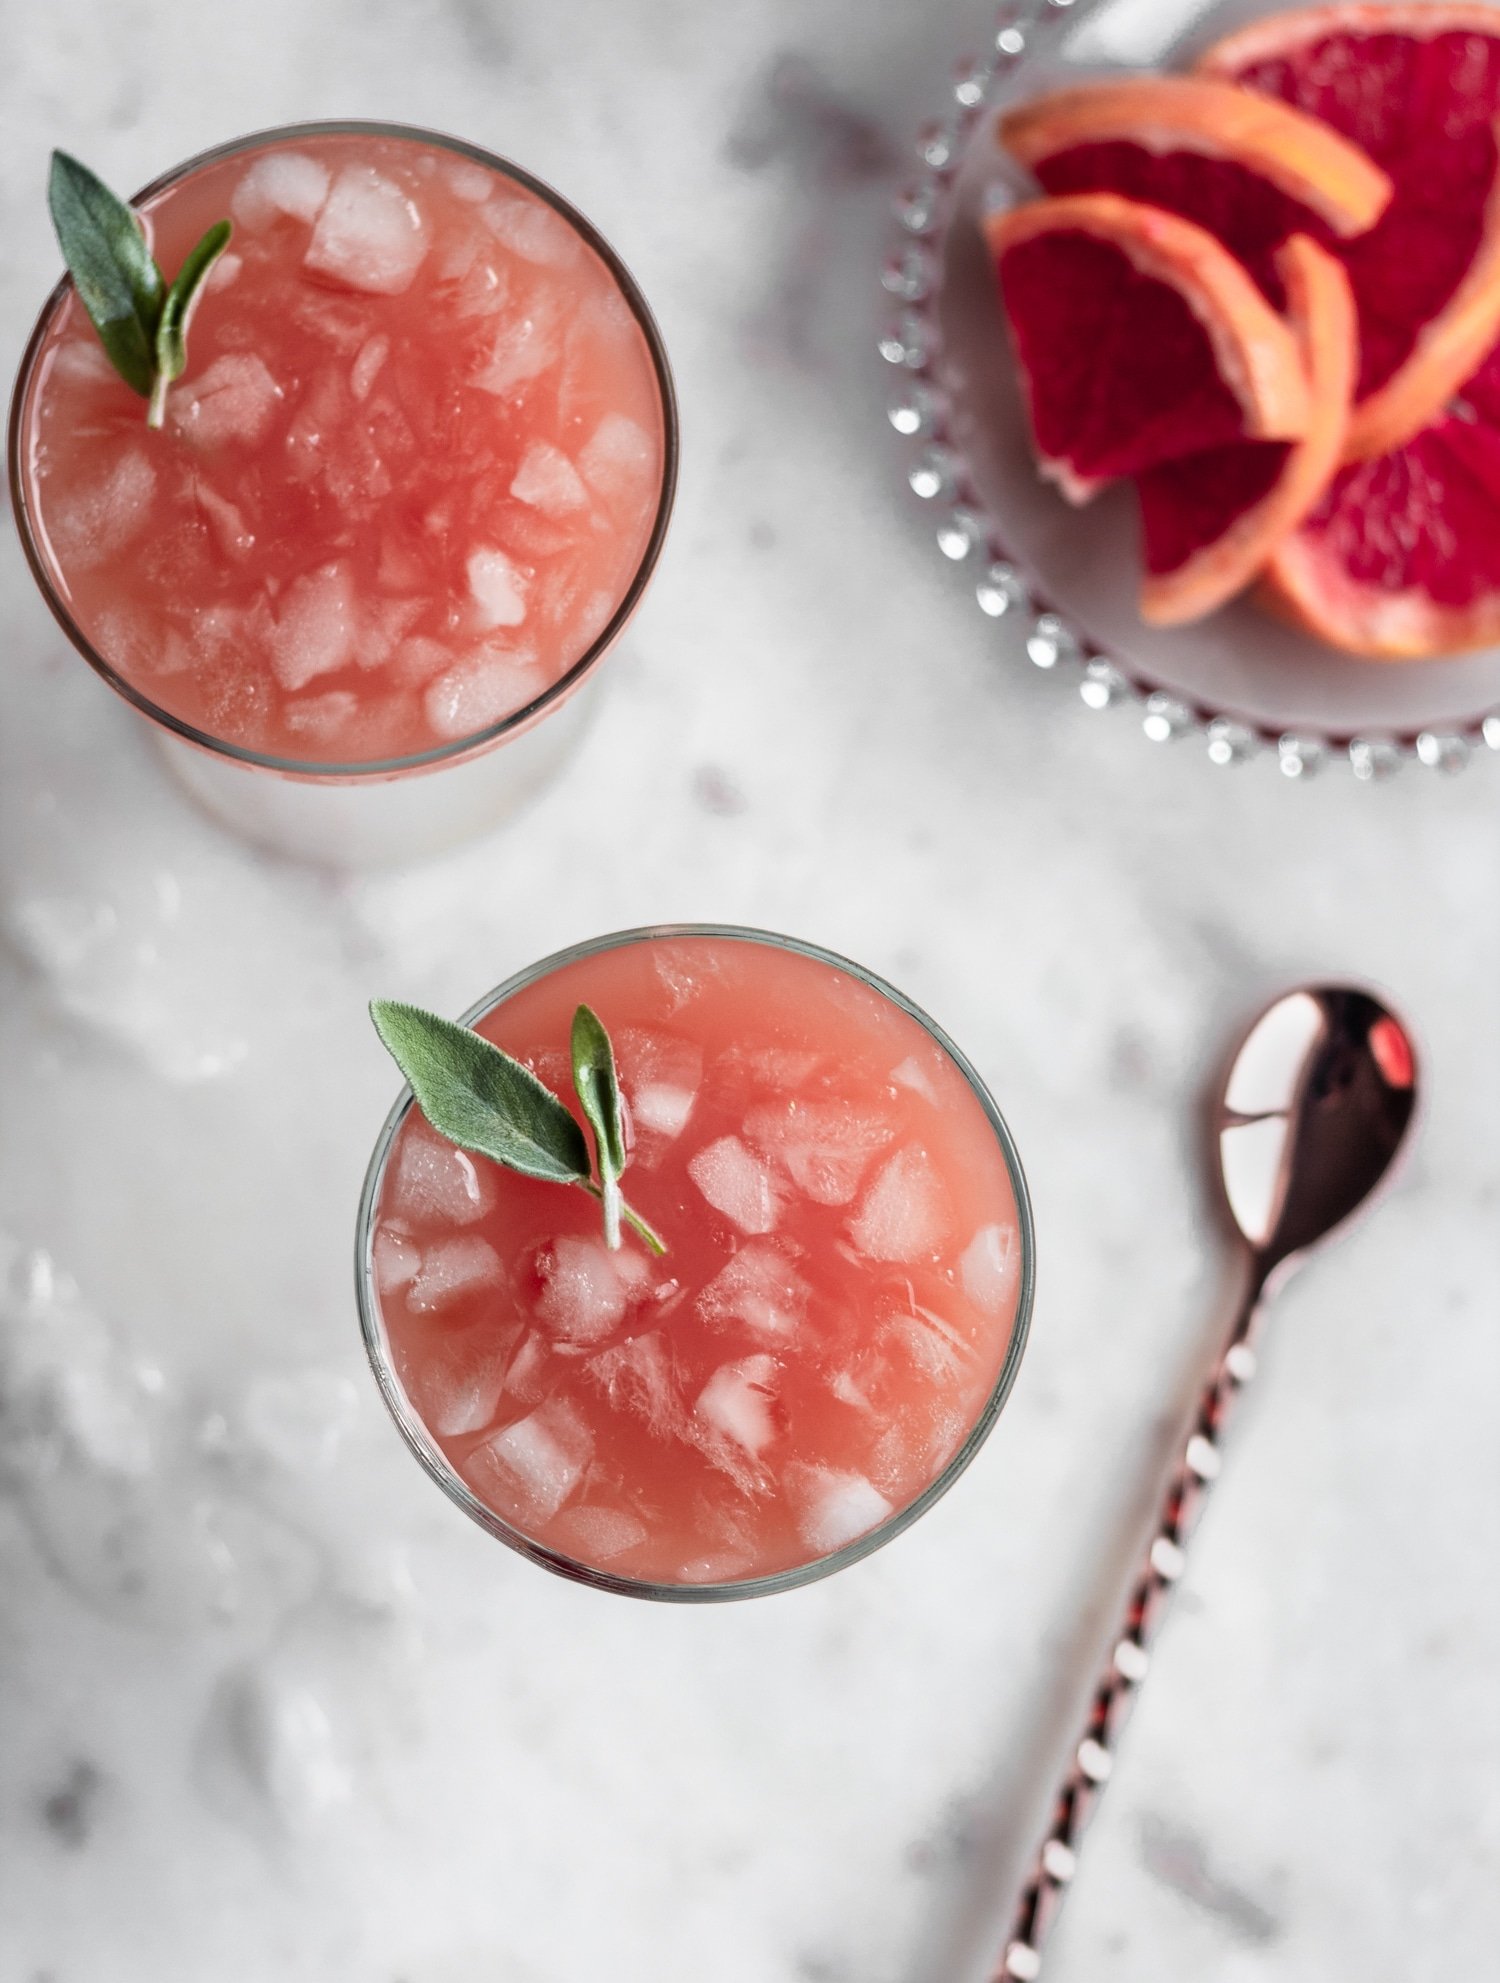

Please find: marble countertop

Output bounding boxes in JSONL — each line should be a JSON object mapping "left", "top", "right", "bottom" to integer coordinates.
{"left": 2, "top": 2, "right": 1498, "bottom": 1978}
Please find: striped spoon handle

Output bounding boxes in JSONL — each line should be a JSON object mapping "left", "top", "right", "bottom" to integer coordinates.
{"left": 994, "top": 1273, "right": 1267, "bottom": 1980}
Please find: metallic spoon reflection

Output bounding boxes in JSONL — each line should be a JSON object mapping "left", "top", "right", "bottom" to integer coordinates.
{"left": 996, "top": 986, "right": 1418, "bottom": 1981}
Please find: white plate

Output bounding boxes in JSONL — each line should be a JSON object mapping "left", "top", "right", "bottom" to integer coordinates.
{"left": 882, "top": 0, "right": 1500, "bottom": 777}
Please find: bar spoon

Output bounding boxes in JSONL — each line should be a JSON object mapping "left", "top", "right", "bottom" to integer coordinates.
{"left": 997, "top": 984, "right": 1419, "bottom": 1979}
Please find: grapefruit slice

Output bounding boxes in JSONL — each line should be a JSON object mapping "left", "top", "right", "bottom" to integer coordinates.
{"left": 1199, "top": 4, "right": 1500, "bottom": 462}
{"left": 987, "top": 192, "right": 1312, "bottom": 504}
{"left": 998, "top": 76, "right": 1391, "bottom": 303}
{"left": 1260, "top": 331, "right": 1500, "bottom": 657}
{"left": 1135, "top": 235, "right": 1357, "bottom": 626}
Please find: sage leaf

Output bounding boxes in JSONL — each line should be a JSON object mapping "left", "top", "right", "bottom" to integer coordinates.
{"left": 48, "top": 150, "right": 164, "bottom": 399}
{"left": 152, "top": 218, "right": 232, "bottom": 423}
{"left": 370, "top": 999, "right": 591, "bottom": 1187}
{"left": 571, "top": 1003, "right": 628, "bottom": 1249}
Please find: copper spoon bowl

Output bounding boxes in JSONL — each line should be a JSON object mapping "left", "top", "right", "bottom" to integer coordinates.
{"left": 997, "top": 986, "right": 1419, "bottom": 1979}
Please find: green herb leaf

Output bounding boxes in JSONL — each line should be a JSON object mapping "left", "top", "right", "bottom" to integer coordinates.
{"left": 151, "top": 218, "right": 232, "bottom": 425}
{"left": 571, "top": 1003, "right": 628, "bottom": 1249}
{"left": 370, "top": 999, "right": 591, "bottom": 1186}
{"left": 47, "top": 150, "right": 164, "bottom": 399}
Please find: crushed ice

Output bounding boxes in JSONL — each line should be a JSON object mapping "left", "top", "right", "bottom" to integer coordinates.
{"left": 305, "top": 165, "right": 429, "bottom": 295}
{"left": 688, "top": 1136, "right": 781, "bottom": 1233}
{"left": 389, "top": 1124, "right": 498, "bottom": 1226}
{"left": 848, "top": 1146, "right": 951, "bottom": 1262}
{"left": 406, "top": 1235, "right": 503, "bottom": 1314}
{"left": 232, "top": 151, "right": 330, "bottom": 229}
{"left": 467, "top": 1398, "right": 593, "bottom": 1523}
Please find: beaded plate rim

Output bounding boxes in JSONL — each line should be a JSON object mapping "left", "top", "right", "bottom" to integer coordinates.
{"left": 880, "top": 0, "right": 1500, "bottom": 781}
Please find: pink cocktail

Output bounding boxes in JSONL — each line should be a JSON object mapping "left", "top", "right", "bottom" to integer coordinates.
{"left": 9, "top": 123, "right": 675, "bottom": 862}
{"left": 358, "top": 928, "right": 1034, "bottom": 1598}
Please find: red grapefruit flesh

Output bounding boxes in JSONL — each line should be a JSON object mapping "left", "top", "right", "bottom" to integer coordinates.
{"left": 1136, "top": 235, "right": 1357, "bottom": 625}
{"left": 1199, "top": 4, "right": 1500, "bottom": 461}
{"left": 1262, "top": 329, "right": 1500, "bottom": 656}
{"left": 987, "top": 192, "right": 1312, "bottom": 504}
{"left": 999, "top": 77, "right": 1391, "bottom": 304}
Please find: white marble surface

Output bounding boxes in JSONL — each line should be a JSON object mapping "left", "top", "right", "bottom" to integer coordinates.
{"left": 2, "top": 3, "right": 1499, "bottom": 1979}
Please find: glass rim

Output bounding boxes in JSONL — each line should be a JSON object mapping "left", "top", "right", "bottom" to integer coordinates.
{"left": 354, "top": 922, "right": 1037, "bottom": 1603}
{"left": 7, "top": 118, "right": 680, "bottom": 782}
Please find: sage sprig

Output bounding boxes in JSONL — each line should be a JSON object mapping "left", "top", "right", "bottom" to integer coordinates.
{"left": 370, "top": 999, "right": 666, "bottom": 1257}
{"left": 47, "top": 150, "right": 231, "bottom": 430}
{"left": 570, "top": 1004, "right": 628, "bottom": 1249}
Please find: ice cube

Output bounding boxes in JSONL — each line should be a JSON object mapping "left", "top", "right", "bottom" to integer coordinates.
{"left": 424, "top": 644, "right": 539, "bottom": 739}
{"left": 174, "top": 354, "right": 283, "bottom": 448}
{"left": 46, "top": 447, "right": 156, "bottom": 569}
{"left": 372, "top": 1229, "right": 420, "bottom": 1294}
{"left": 443, "top": 160, "right": 495, "bottom": 204}
{"left": 356, "top": 597, "right": 425, "bottom": 670}
{"left": 509, "top": 441, "right": 589, "bottom": 516}
{"left": 829, "top": 1361, "right": 879, "bottom": 1412}
{"left": 350, "top": 334, "right": 390, "bottom": 402}
{"left": 500, "top": 1328, "right": 549, "bottom": 1405}
{"left": 959, "top": 1224, "right": 1018, "bottom": 1317}
{"left": 848, "top": 1147, "right": 951, "bottom": 1262}
{"left": 323, "top": 393, "right": 416, "bottom": 512}
{"left": 284, "top": 690, "right": 358, "bottom": 746}
{"left": 392, "top": 635, "right": 455, "bottom": 686}
{"left": 745, "top": 1098, "right": 896, "bottom": 1206}
{"left": 471, "top": 307, "right": 560, "bottom": 395}
{"left": 466, "top": 547, "right": 529, "bottom": 630}
{"left": 550, "top": 1505, "right": 649, "bottom": 1564}
{"left": 191, "top": 479, "right": 254, "bottom": 558}
{"left": 465, "top": 1399, "right": 592, "bottom": 1524}
{"left": 452, "top": 258, "right": 512, "bottom": 319}
{"left": 306, "top": 166, "right": 429, "bottom": 293}
{"left": 290, "top": 293, "right": 369, "bottom": 353}
{"left": 389, "top": 1122, "right": 498, "bottom": 1226}
{"left": 407, "top": 1236, "right": 504, "bottom": 1314}
{"left": 50, "top": 338, "right": 117, "bottom": 385}
{"left": 885, "top": 1302, "right": 971, "bottom": 1382}
{"left": 633, "top": 1083, "right": 697, "bottom": 1139}
{"left": 282, "top": 371, "right": 345, "bottom": 484}
{"left": 586, "top": 1332, "right": 685, "bottom": 1438}
{"left": 577, "top": 589, "right": 617, "bottom": 646}
{"left": 269, "top": 562, "right": 358, "bottom": 690}
{"left": 891, "top": 1054, "right": 941, "bottom": 1104}
{"left": 535, "top": 1235, "right": 631, "bottom": 1344}
{"left": 694, "top": 1356, "right": 780, "bottom": 1456}
{"left": 207, "top": 250, "right": 242, "bottom": 291}
{"left": 751, "top": 1048, "right": 824, "bottom": 1087}
{"left": 378, "top": 532, "right": 430, "bottom": 591}
{"left": 793, "top": 1468, "right": 893, "bottom": 1557}
{"left": 579, "top": 413, "right": 657, "bottom": 509}
{"left": 614, "top": 1028, "right": 703, "bottom": 1161}
{"left": 89, "top": 608, "right": 139, "bottom": 672}
{"left": 411, "top": 1328, "right": 508, "bottom": 1437}
{"left": 925, "top": 1409, "right": 966, "bottom": 1475}
{"left": 649, "top": 947, "right": 714, "bottom": 1012}
{"left": 688, "top": 1137, "right": 781, "bottom": 1234}
{"left": 697, "top": 1242, "right": 808, "bottom": 1341}
{"left": 491, "top": 499, "right": 578, "bottom": 564}
{"left": 677, "top": 1551, "right": 755, "bottom": 1585}
{"left": 232, "top": 150, "right": 330, "bottom": 229}
{"left": 481, "top": 192, "right": 582, "bottom": 268}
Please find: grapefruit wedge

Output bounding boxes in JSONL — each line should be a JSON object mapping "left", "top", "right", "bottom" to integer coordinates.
{"left": 998, "top": 76, "right": 1391, "bottom": 303}
{"left": 987, "top": 192, "right": 1312, "bottom": 504}
{"left": 1261, "top": 333, "right": 1500, "bottom": 657}
{"left": 1199, "top": 4, "right": 1500, "bottom": 461}
{"left": 1135, "top": 235, "right": 1357, "bottom": 626}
